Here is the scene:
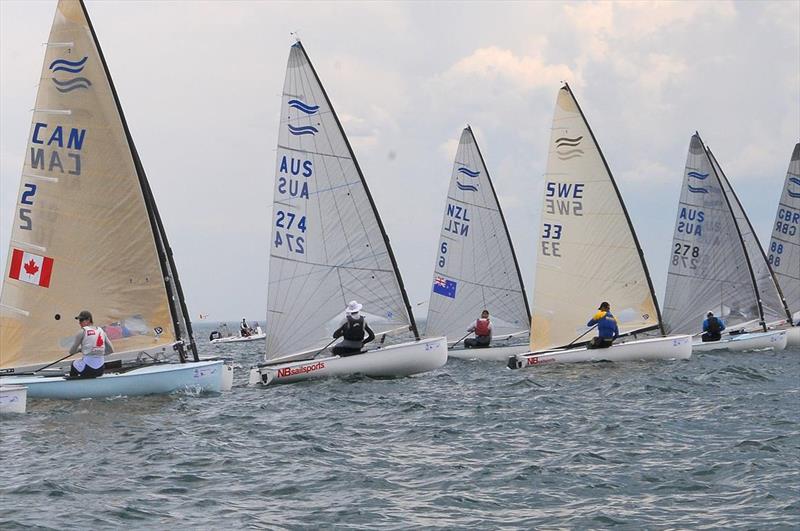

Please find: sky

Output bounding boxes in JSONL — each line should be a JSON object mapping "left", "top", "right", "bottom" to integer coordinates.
{"left": 1, "top": 0, "right": 798, "bottom": 322}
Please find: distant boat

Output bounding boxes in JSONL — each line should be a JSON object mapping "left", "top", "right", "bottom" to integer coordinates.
{"left": 509, "top": 84, "right": 691, "bottom": 370}
{"left": 766, "top": 143, "right": 800, "bottom": 346}
{"left": 0, "top": 0, "right": 232, "bottom": 398}
{"left": 248, "top": 41, "right": 446, "bottom": 386}
{"left": 662, "top": 133, "right": 790, "bottom": 353}
{"left": 211, "top": 325, "right": 266, "bottom": 344}
{"left": 426, "top": 126, "right": 531, "bottom": 361}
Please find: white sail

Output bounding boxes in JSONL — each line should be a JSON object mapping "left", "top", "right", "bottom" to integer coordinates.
{"left": 264, "top": 42, "right": 417, "bottom": 360}
{"left": 663, "top": 134, "right": 761, "bottom": 334}
{"left": 0, "top": 0, "right": 195, "bottom": 370}
{"left": 767, "top": 143, "right": 800, "bottom": 317}
{"left": 707, "top": 148, "right": 791, "bottom": 326}
{"left": 425, "top": 126, "right": 530, "bottom": 341}
{"left": 530, "top": 85, "right": 661, "bottom": 351}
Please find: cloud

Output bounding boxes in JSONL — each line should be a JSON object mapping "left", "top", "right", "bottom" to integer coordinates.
{"left": 445, "top": 46, "right": 576, "bottom": 91}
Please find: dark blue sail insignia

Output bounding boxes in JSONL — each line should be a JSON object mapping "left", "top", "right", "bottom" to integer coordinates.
{"left": 456, "top": 181, "right": 478, "bottom": 192}
{"left": 687, "top": 171, "right": 708, "bottom": 179}
{"left": 49, "top": 56, "right": 91, "bottom": 92}
{"left": 687, "top": 184, "right": 709, "bottom": 194}
{"left": 288, "top": 99, "right": 319, "bottom": 115}
{"left": 288, "top": 124, "right": 318, "bottom": 136}
{"left": 788, "top": 177, "right": 800, "bottom": 198}
{"left": 457, "top": 167, "right": 480, "bottom": 178}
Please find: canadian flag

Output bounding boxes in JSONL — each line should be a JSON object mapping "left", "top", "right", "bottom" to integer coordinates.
{"left": 9, "top": 248, "right": 54, "bottom": 288}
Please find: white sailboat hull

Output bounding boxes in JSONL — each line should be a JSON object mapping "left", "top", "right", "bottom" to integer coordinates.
{"left": 3, "top": 344, "right": 177, "bottom": 375}
{"left": 509, "top": 335, "right": 692, "bottom": 369}
{"left": 787, "top": 326, "right": 800, "bottom": 347}
{"left": 211, "top": 332, "right": 266, "bottom": 344}
{"left": 249, "top": 337, "right": 447, "bottom": 386}
{"left": 0, "top": 360, "right": 227, "bottom": 400}
{"left": 448, "top": 343, "right": 530, "bottom": 361}
{"left": 692, "top": 329, "right": 788, "bottom": 353}
{"left": 0, "top": 385, "right": 27, "bottom": 414}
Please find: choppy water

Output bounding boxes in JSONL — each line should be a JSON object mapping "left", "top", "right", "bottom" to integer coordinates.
{"left": 2, "top": 325, "right": 799, "bottom": 529}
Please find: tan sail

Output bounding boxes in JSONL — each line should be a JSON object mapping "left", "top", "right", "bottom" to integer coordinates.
{"left": 1, "top": 0, "right": 179, "bottom": 369}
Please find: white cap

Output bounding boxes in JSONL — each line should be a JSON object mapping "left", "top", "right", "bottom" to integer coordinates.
{"left": 345, "top": 300, "right": 363, "bottom": 313}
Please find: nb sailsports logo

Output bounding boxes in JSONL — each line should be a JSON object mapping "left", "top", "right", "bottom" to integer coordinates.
{"left": 288, "top": 99, "right": 319, "bottom": 115}
{"left": 456, "top": 181, "right": 478, "bottom": 192}
{"left": 788, "top": 177, "right": 800, "bottom": 198}
{"left": 457, "top": 167, "right": 480, "bottom": 178}
{"left": 49, "top": 56, "right": 91, "bottom": 93}
{"left": 288, "top": 124, "right": 318, "bottom": 136}
{"left": 687, "top": 171, "right": 709, "bottom": 180}
{"left": 687, "top": 184, "right": 709, "bottom": 194}
{"left": 555, "top": 136, "right": 584, "bottom": 160}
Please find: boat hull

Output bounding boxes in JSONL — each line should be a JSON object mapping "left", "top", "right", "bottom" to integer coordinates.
{"left": 448, "top": 343, "right": 530, "bottom": 361}
{"left": 211, "top": 332, "right": 267, "bottom": 344}
{"left": 509, "top": 335, "right": 692, "bottom": 369}
{"left": 0, "top": 385, "right": 27, "bottom": 414}
{"left": 692, "top": 329, "right": 788, "bottom": 353}
{"left": 0, "top": 360, "right": 227, "bottom": 400}
{"left": 249, "top": 337, "right": 447, "bottom": 386}
{"left": 787, "top": 326, "right": 800, "bottom": 348}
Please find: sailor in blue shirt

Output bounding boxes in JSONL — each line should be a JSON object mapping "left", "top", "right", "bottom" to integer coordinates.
{"left": 586, "top": 301, "right": 619, "bottom": 349}
{"left": 701, "top": 311, "right": 725, "bottom": 342}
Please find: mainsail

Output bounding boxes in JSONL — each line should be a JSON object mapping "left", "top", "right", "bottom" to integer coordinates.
{"left": 425, "top": 126, "right": 530, "bottom": 340}
{"left": 663, "top": 134, "right": 766, "bottom": 334}
{"left": 0, "top": 0, "right": 195, "bottom": 370}
{"left": 708, "top": 148, "right": 791, "bottom": 326}
{"left": 264, "top": 41, "right": 417, "bottom": 360}
{"left": 531, "top": 84, "right": 661, "bottom": 352}
{"left": 767, "top": 143, "right": 800, "bottom": 318}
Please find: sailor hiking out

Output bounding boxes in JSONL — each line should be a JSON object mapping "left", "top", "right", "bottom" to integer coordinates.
{"left": 68, "top": 310, "right": 114, "bottom": 378}
{"left": 586, "top": 302, "right": 619, "bottom": 349}
{"left": 465, "top": 310, "right": 492, "bottom": 348}
{"left": 701, "top": 311, "right": 726, "bottom": 342}
{"left": 332, "top": 301, "right": 376, "bottom": 357}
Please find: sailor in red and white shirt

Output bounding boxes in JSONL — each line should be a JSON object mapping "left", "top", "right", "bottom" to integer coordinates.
{"left": 465, "top": 309, "right": 492, "bottom": 349}
{"left": 68, "top": 310, "right": 114, "bottom": 378}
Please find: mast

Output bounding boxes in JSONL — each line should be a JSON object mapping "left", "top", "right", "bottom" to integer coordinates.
{"left": 467, "top": 125, "right": 531, "bottom": 323}
{"left": 79, "top": 0, "right": 197, "bottom": 360}
{"left": 707, "top": 148, "right": 793, "bottom": 325}
{"left": 295, "top": 41, "right": 419, "bottom": 339}
{"left": 563, "top": 83, "right": 664, "bottom": 335}
{"left": 703, "top": 143, "right": 768, "bottom": 331}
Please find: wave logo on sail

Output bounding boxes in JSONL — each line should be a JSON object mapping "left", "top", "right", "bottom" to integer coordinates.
{"left": 456, "top": 181, "right": 478, "bottom": 192}
{"left": 49, "top": 56, "right": 92, "bottom": 93}
{"left": 457, "top": 167, "right": 480, "bottom": 178}
{"left": 288, "top": 124, "right": 318, "bottom": 136}
{"left": 788, "top": 177, "right": 800, "bottom": 198}
{"left": 687, "top": 184, "right": 709, "bottom": 194}
{"left": 687, "top": 171, "right": 709, "bottom": 180}
{"left": 555, "top": 136, "right": 584, "bottom": 160}
{"left": 287, "top": 99, "right": 319, "bottom": 115}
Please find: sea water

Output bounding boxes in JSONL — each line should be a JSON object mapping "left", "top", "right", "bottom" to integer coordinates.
{"left": 1, "top": 323, "right": 798, "bottom": 529}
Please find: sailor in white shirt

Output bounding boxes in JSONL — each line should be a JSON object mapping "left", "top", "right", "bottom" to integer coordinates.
{"left": 69, "top": 310, "right": 114, "bottom": 378}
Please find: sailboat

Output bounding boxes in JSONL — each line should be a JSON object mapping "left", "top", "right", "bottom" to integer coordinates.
{"left": 508, "top": 84, "right": 692, "bottom": 370}
{"left": 425, "top": 126, "right": 531, "bottom": 361}
{"left": 767, "top": 143, "right": 800, "bottom": 346}
{"left": 661, "top": 133, "right": 789, "bottom": 353}
{"left": 247, "top": 41, "right": 446, "bottom": 387}
{"left": 0, "top": 0, "right": 232, "bottom": 399}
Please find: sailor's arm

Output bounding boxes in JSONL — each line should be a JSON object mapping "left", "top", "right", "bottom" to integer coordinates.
{"left": 69, "top": 331, "right": 83, "bottom": 355}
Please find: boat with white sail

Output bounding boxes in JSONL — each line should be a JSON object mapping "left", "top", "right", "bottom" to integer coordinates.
{"left": 0, "top": 0, "right": 232, "bottom": 398}
{"left": 766, "top": 143, "right": 800, "bottom": 346}
{"left": 425, "top": 126, "right": 531, "bottom": 361}
{"left": 509, "top": 84, "right": 692, "bottom": 371}
{"left": 248, "top": 41, "right": 446, "bottom": 387}
{"left": 662, "top": 133, "right": 791, "bottom": 353}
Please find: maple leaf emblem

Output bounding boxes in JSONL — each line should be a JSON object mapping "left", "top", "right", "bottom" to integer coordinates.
{"left": 23, "top": 259, "right": 39, "bottom": 276}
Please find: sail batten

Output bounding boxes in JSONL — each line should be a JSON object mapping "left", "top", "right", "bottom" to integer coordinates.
{"left": 425, "top": 127, "right": 530, "bottom": 340}
{"left": 530, "top": 85, "right": 661, "bottom": 351}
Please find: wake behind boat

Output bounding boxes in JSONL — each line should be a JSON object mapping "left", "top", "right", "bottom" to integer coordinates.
{"left": 509, "top": 84, "right": 691, "bottom": 370}
{"left": 248, "top": 41, "right": 446, "bottom": 387}
{"left": 0, "top": 0, "right": 232, "bottom": 398}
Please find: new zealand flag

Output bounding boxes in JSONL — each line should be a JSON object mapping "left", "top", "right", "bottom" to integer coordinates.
{"left": 433, "top": 275, "right": 457, "bottom": 298}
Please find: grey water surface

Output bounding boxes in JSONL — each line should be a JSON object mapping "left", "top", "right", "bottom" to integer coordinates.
{"left": 1, "top": 324, "right": 798, "bottom": 529}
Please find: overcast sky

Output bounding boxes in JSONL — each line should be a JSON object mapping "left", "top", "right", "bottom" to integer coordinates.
{"left": 1, "top": 0, "right": 798, "bottom": 322}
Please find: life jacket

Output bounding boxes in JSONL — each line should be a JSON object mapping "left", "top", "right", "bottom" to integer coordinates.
{"left": 343, "top": 316, "right": 366, "bottom": 341}
{"left": 707, "top": 317, "right": 721, "bottom": 334}
{"left": 475, "top": 318, "right": 490, "bottom": 336}
{"left": 80, "top": 326, "right": 107, "bottom": 357}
